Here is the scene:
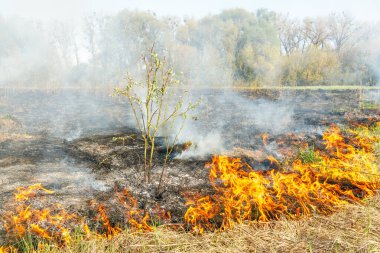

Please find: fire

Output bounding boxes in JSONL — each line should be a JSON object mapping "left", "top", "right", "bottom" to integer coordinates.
{"left": 0, "top": 246, "right": 17, "bottom": 253}
{"left": 1, "top": 122, "right": 378, "bottom": 249}
{"left": 2, "top": 184, "right": 80, "bottom": 245}
{"left": 262, "top": 133, "right": 269, "bottom": 146}
{"left": 88, "top": 186, "right": 153, "bottom": 239}
{"left": 152, "top": 203, "right": 172, "bottom": 224}
{"left": 93, "top": 203, "right": 122, "bottom": 239}
{"left": 1, "top": 184, "right": 155, "bottom": 250}
{"left": 185, "top": 124, "right": 380, "bottom": 233}
{"left": 115, "top": 187, "right": 153, "bottom": 232}
{"left": 14, "top": 183, "right": 54, "bottom": 202}
{"left": 184, "top": 141, "right": 193, "bottom": 150}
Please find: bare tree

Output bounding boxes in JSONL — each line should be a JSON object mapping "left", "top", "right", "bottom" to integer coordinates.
{"left": 50, "top": 21, "right": 80, "bottom": 67}
{"left": 83, "top": 14, "right": 101, "bottom": 59}
{"left": 303, "top": 17, "right": 330, "bottom": 49}
{"left": 328, "top": 12, "right": 358, "bottom": 52}
{"left": 277, "top": 15, "right": 304, "bottom": 55}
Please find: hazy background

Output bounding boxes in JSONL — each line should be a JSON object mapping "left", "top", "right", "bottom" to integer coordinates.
{"left": 0, "top": 0, "right": 379, "bottom": 89}
{"left": 2, "top": 0, "right": 380, "bottom": 22}
{"left": 1, "top": 1, "right": 379, "bottom": 158}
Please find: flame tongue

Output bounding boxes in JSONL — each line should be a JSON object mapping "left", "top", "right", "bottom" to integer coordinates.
{"left": 3, "top": 184, "right": 155, "bottom": 248}
{"left": 3, "top": 184, "right": 80, "bottom": 245}
{"left": 185, "top": 124, "right": 380, "bottom": 233}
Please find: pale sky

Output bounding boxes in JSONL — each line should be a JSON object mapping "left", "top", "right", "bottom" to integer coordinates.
{"left": 1, "top": 0, "right": 380, "bottom": 22}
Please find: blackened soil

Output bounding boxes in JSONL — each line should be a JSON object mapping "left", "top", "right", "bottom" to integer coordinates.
{"left": 0, "top": 88, "right": 379, "bottom": 224}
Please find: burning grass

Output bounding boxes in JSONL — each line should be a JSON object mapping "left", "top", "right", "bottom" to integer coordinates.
{"left": 1, "top": 195, "right": 380, "bottom": 252}
{"left": 184, "top": 123, "right": 380, "bottom": 233}
{"left": 0, "top": 184, "right": 154, "bottom": 252}
{"left": 0, "top": 123, "right": 379, "bottom": 252}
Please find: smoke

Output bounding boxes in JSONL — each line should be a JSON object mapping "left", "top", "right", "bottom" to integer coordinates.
{"left": 177, "top": 91, "right": 296, "bottom": 158}
{"left": 0, "top": 9, "right": 379, "bottom": 159}
{"left": 178, "top": 131, "right": 225, "bottom": 158}
{"left": 363, "top": 26, "right": 380, "bottom": 86}
{"left": 0, "top": 17, "right": 63, "bottom": 87}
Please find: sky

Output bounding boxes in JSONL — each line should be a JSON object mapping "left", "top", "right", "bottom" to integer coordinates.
{"left": 1, "top": 0, "right": 380, "bottom": 22}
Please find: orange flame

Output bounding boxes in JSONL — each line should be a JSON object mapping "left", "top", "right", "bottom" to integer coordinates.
{"left": 2, "top": 184, "right": 156, "bottom": 250}
{"left": 3, "top": 184, "right": 80, "bottom": 245}
{"left": 262, "top": 133, "right": 269, "bottom": 146}
{"left": 0, "top": 246, "right": 17, "bottom": 253}
{"left": 94, "top": 203, "right": 122, "bottom": 239}
{"left": 14, "top": 183, "right": 54, "bottom": 202}
{"left": 152, "top": 203, "right": 172, "bottom": 223}
{"left": 115, "top": 187, "right": 153, "bottom": 232}
{"left": 185, "top": 124, "right": 380, "bottom": 233}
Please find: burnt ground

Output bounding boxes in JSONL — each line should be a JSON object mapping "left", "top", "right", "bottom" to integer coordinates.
{"left": 0, "top": 88, "right": 379, "bottom": 224}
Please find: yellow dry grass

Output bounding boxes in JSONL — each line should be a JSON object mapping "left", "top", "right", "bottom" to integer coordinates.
{"left": 0, "top": 133, "right": 35, "bottom": 142}
{"left": 34, "top": 193, "right": 379, "bottom": 253}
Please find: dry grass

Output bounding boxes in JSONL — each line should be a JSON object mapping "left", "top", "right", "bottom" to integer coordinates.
{"left": 0, "top": 133, "right": 35, "bottom": 142}
{"left": 231, "top": 85, "right": 380, "bottom": 91}
{"left": 1, "top": 85, "right": 380, "bottom": 93}
{"left": 36, "top": 194, "right": 380, "bottom": 253}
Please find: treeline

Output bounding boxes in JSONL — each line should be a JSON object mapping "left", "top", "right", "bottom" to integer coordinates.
{"left": 0, "top": 9, "right": 379, "bottom": 88}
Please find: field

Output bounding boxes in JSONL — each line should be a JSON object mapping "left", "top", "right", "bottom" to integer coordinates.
{"left": 0, "top": 87, "right": 379, "bottom": 252}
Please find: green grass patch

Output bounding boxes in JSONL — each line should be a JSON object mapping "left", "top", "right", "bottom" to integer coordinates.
{"left": 360, "top": 101, "right": 380, "bottom": 110}
{"left": 298, "top": 145, "right": 322, "bottom": 164}
{"left": 232, "top": 85, "right": 380, "bottom": 91}
{"left": 1, "top": 113, "right": 14, "bottom": 120}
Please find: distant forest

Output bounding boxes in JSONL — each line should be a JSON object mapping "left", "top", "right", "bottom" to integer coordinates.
{"left": 1, "top": 8, "right": 379, "bottom": 87}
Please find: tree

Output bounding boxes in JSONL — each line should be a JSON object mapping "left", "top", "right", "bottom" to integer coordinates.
{"left": 50, "top": 20, "right": 80, "bottom": 67}
{"left": 328, "top": 12, "right": 358, "bottom": 52}
{"left": 83, "top": 13, "right": 107, "bottom": 59}
{"left": 303, "top": 17, "right": 330, "bottom": 49}
{"left": 277, "top": 15, "right": 305, "bottom": 55}
{"left": 279, "top": 47, "right": 340, "bottom": 86}
{"left": 114, "top": 46, "right": 197, "bottom": 184}
{"left": 232, "top": 10, "right": 279, "bottom": 84}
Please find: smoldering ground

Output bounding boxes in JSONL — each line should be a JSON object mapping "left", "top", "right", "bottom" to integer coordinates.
{"left": 1, "top": 8, "right": 380, "bottom": 224}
